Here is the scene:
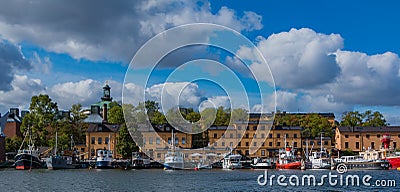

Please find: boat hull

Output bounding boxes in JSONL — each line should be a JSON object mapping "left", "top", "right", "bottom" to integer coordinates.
{"left": 386, "top": 156, "right": 400, "bottom": 169}
{"left": 276, "top": 161, "right": 301, "bottom": 169}
{"left": 46, "top": 157, "right": 87, "bottom": 170}
{"left": 163, "top": 162, "right": 184, "bottom": 170}
{"left": 96, "top": 161, "right": 114, "bottom": 169}
{"left": 14, "top": 154, "right": 43, "bottom": 170}
{"left": 332, "top": 161, "right": 390, "bottom": 170}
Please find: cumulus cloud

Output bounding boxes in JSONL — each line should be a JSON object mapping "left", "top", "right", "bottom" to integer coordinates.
{"left": 0, "top": 40, "right": 32, "bottom": 91}
{"left": 238, "top": 28, "right": 343, "bottom": 89}
{"left": 0, "top": 75, "right": 45, "bottom": 112}
{"left": 0, "top": 0, "right": 263, "bottom": 62}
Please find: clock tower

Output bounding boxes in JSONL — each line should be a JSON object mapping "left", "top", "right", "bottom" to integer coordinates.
{"left": 101, "top": 82, "right": 112, "bottom": 102}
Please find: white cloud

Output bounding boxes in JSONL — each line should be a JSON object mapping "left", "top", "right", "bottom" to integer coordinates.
{"left": 0, "top": 0, "right": 263, "bottom": 62}
{"left": 0, "top": 75, "right": 45, "bottom": 112}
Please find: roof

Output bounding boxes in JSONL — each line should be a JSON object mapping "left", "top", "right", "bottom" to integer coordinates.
{"left": 84, "top": 114, "right": 103, "bottom": 124}
{"left": 338, "top": 126, "right": 400, "bottom": 133}
{"left": 6, "top": 113, "right": 21, "bottom": 123}
{"left": 0, "top": 112, "right": 9, "bottom": 136}
{"left": 87, "top": 123, "right": 121, "bottom": 133}
{"left": 273, "top": 126, "right": 302, "bottom": 130}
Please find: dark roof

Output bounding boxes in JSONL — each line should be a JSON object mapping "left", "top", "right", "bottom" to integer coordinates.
{"left": 0, "top": 112, "right": 9, "bottom": 136}
{"left": 338, "top": 126, "right": 400, "bottom": 133}
{"left": 273, "top": 126, "right": 302, "bottom": 130}
{"left": 84, "top": 114, "right": 103, "bottom": 124}
{"left": 87, "top": 123, "right": 121, "bottom": 133}
{"left": 249, "top": 113, "right": 274, "bottom": 119}
{"left": 276, "top": 112, "right": 335, "bottom": 118}
{"left": 6, "top": 113, "right": 21, "bottom": 123}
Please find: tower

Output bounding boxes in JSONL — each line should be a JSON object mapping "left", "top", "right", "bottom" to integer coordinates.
{"left": 101, "top": 81, "right": 112, "bottom": 102}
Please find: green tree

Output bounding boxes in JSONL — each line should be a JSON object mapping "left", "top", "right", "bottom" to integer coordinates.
{"left": 151, "top": 111, "right": 167, "bottom": 125}
{"left": 5, "top": 136, "right": 22, "bottom": 152}
{"left": 340, "top": 111, "right": 363, "bottom": 127}
{"left": 21, "top": 94, "right": 59, "bottom": 146}
{"left": 213, "top": 106, "right": 230, "bottom": 126}
{"left": 231, "top": 108, "right": 248, "bottom": 122}
{"left": 185, "top": 111, "right": 201, "bottom": 123}
{"left": 70, "top": 104, "right": 87, "bottom": 144}
{"left": 108, "top": 105, "right": 125, "bottom": 124}
{"left": 300, "top": 114, "right": 333, "bottom": 138}
{"left": 116, "top": 124, "right": 138, "bottom": 159}
{"left": 362, "top": 110, "right": 387, "bottom": 126}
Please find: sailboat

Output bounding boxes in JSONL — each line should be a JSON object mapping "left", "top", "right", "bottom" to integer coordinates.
{"left": 46, "top": 133, "right": 85, "bottom": 170}
{"left": 14, "top": 126, "right": 43, "bottom": 170}
{"left": 95, "top": 134, "right": 114, "bottom": 169}
{"left": 163, "top": 129, "right": 184, "bottom": 170}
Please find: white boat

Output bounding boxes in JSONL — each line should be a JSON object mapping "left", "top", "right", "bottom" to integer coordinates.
{"left": 332, "top": 154, "right": 390, "bottom": 170}
{"left": 251, "top": 157, "right": 274, "bottom": 169}
{"left": 308, "top": 151, "right": 331, "bottom": 169}
{"left": 96, "top": 134, "right": 114, "bottom": 169}
{"left": 131, "top": 152, "right": 151, "bottom": 169}
{"left": 222, "top": 153, "right": 242, "bottom": 169}
{"left": 163, "top": 130, "right": 184, "bottom": 170}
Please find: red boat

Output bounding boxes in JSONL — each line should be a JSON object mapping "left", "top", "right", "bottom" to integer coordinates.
{"left": 381, "top": 134, "right": 400, "bottom": 169}
{"left": 276, "top": 146, "right": 301, "bottom": 170}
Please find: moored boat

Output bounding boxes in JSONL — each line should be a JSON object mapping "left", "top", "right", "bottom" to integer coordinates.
{"left": 95, "top": 149, "right": 114, "bottom": 169}
{"left": 163, "top": 129, "right": 184, "bottom": 170}
{"left": 14, "top": 126, "right": 43, "bottom": 170}
{"left": 276, "top": 136, "right": 301, "bottom": 169}
{"left": 131, "top": 152, "right": 151, "bottom": 169}
{"left": 222, "top": 153, "right": 242, "bottom": 169}
{"left": 251, "top": 157, "right": 274, "bottom": 169}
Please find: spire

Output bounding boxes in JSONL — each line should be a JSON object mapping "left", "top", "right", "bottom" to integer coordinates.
{"left": 101, "top": 81, "right": 112, "bottom": 102}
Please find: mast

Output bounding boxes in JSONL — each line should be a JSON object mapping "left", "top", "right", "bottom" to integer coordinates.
{"left": 55, "top": 131, "right": 58, "bottom": 156}
{"left": 172, "top": 129, "right": 175, "bottom": 152}
{"left": 320, "top": 132, "right": 323, "bottom": 152}
{"left": 108, "top": 134, "right": 111, "bottom": 151}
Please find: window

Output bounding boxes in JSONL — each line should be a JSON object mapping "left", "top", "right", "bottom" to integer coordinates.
{"left": 246, "top": 142, "right": 249, "bottom": 146}
{"left": 285, "top": 134, "right": 289, "bottom": 138}
{"left": 182, "top": 138, "right": 186, "bottom": 144}
{"left": 253, "top": 134, "right": 257, "bottom": 139}
{"left": 237, "top": 133, "right": 242, "bottom": 138}
{"left": 175, "top": 138, "right": 178, "bottom": 145}
{"left": 366, "top": 134, "right": 370, "bottom": 139}
{"left": 355, "top": 135, "right": 359, "bottom": 138}
{"left": 317, "top": 141, "right": 321, "bottom": 145}
{"left": 157, "top": 153, "right": 161, "bottom": 158}
{"left": 230, "top": 142, "right": 233, "bottom": 147}
{"left": 245, "top": 134, "right": 249, "bottom": 138}
{"left": 303, "top": 141, "right": 306, "bottom": 145}
{"left": 294, "top": 142, "right": 297, "bottom": 147}
{"left": 262, "top": 142, "right": 265, "bottom": 146}
{"left": 167, "top": 137, "right": 171, "bottom": 144}
{"left": 269, "top": 142, "right": 272, "bottom": 146}
{"left": 277, "top": 134, "right": 280, "bottom": 138}
{"left": 238, "top": 142, "right": 241, "bottom": 146}
{"left": 345, "top": 142, "right": 349, "bottom": 148}
{"left": 230, "top": 133, "right": 233, "bottom": 138}
{"left": 91, "top": 149, "right": 95, "bottom": 156}
{"left": 324, "top": 141, "right": 328, "bottom": 145}
{"left": 246, "top": 126, "right": 249, "bottom": 130}
{"left": 277, "top": 142, "right": 281, "bottom": 146}
{"left": 253, "top": 126, "right": 257, "bottom": 130}
{"left": 310, "top": 141, "right": 314, "bottom": 145}
{"left": 214, "top": 133, "right": 218, "bottom": 138}
{"left": 222, "top": 142, "right": 225, "bottom": 146}
{"left": 143, "top": 137, "right": 146, "bottom": 144}
{"left": 91, "top": 137, "right": 95, "bottom": 144}
{"left": 237, "top": 126, "right": 242, "bottom": 130}
{"left": 253, "top": 142, "right": 257, "bottom": 146}
{"left": 394, "top": 142, "right": 397, "bottom": 149}
{"left": 377, "top": 134, "right": 381, "bottom": 138}
{"left": 156, "top": 138, "right": 160, "bottom": 145}
{"left": 398, "top": 134, "right": 400, "bottom": 138}
{"left": 261, "top": 126, "right": 266, "bottom": 130}
{"left": 269, "top": 134, "right": 272, "bottom": 138}
{"left": 294, "top": 134, "right": 297, "bottom": 138}
{"left": 245, "top": 150, "right": 249, "bottom": 156}
{"left": 261, "top": 150, "right": 266, "bottom": 156}
{"left": 286, "top": 142, "right": 289, "bottom": 147}
{"left": 345, "top": 135, "right": 349, "bottom": 138}
{"left": 105, "top": 137, "right": 109, "bottom": 144}
{"left": 98, "top": 137, "right": 102, "bottom": 144}
{"left": 371, "top": 142, "right": 375, "bottom": 149}
{"left": 356, "top": 142, "right": 359, "bottom": 149}
{"left": 149, "top": 137, "right": 153, "bottom": 144}
{"left": 261, "top": 134, "right": 265, "bottom": 138}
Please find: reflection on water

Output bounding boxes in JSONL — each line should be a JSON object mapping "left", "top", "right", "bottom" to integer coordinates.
{"left": 0, "top": 168, "right": 399, "bottom": 191}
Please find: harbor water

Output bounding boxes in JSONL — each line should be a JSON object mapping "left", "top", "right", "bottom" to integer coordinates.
{"left": 0, "top": 168, "right": 399, "bottom": 191}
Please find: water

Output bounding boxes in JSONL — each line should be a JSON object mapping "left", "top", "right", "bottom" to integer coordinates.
{"left": 0, "top": 168, "right": 399, "bottom": 191}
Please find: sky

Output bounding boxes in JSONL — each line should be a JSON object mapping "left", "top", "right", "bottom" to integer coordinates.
{"left": 0, "top": 0, "right": 400, "bottom": 124}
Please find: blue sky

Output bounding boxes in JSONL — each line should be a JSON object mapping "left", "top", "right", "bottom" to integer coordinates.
{"left": 0, "top": 0, "right": 400, "bottom": 124}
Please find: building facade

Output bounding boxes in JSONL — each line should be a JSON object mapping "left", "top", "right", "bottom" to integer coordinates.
{"left": 335, "top": 126, "right": 400, "bottom": 152}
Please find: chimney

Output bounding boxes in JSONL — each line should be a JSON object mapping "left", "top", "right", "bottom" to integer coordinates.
{"left": 102, "top": 103, "right": 108, "bottom": 123}
{"left": 10, "top": 108, "right": 19, "bottom": 117}
{"left": 21, "top": 110, "right": 29, "bottom": 119}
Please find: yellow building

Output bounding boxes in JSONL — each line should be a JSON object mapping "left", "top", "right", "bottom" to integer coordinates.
{"left": 85, "top": 123, "right": 120, "bottom": 159}
{"left": 335, "top": 126, "right": 400, "bottom": 152}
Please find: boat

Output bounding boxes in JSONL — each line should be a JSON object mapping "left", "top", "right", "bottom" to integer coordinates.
{"left": 380, "top": 133, "right": 400, "bottom": 169}
{"left": 95, "top": 134, "right": 114, "bottom": 169}
{"left": 305, "top": 135, "right": 331, "bottom": 169}
{"left": 275, "top": 136, "right": 301, "bottom": 169}
{"left": 46, "top": 133, "right": 86, "bottom": 170}
{"left": 331, "top": 153, "right": 390, "bottom": 170}
{"left": 251, "top": 157, "right": 274, "bottom": 169}
{"left": 14, "top": 127, "right": 43, "bottom": 170}
{"left": 131, "top": 152, "right": 151, "bottom": 169}
{"left": 222, "top": 152, "right": 242, "bottom": 169}
{"left": 163, "top": 129, "right": 184, "bottom": 170}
